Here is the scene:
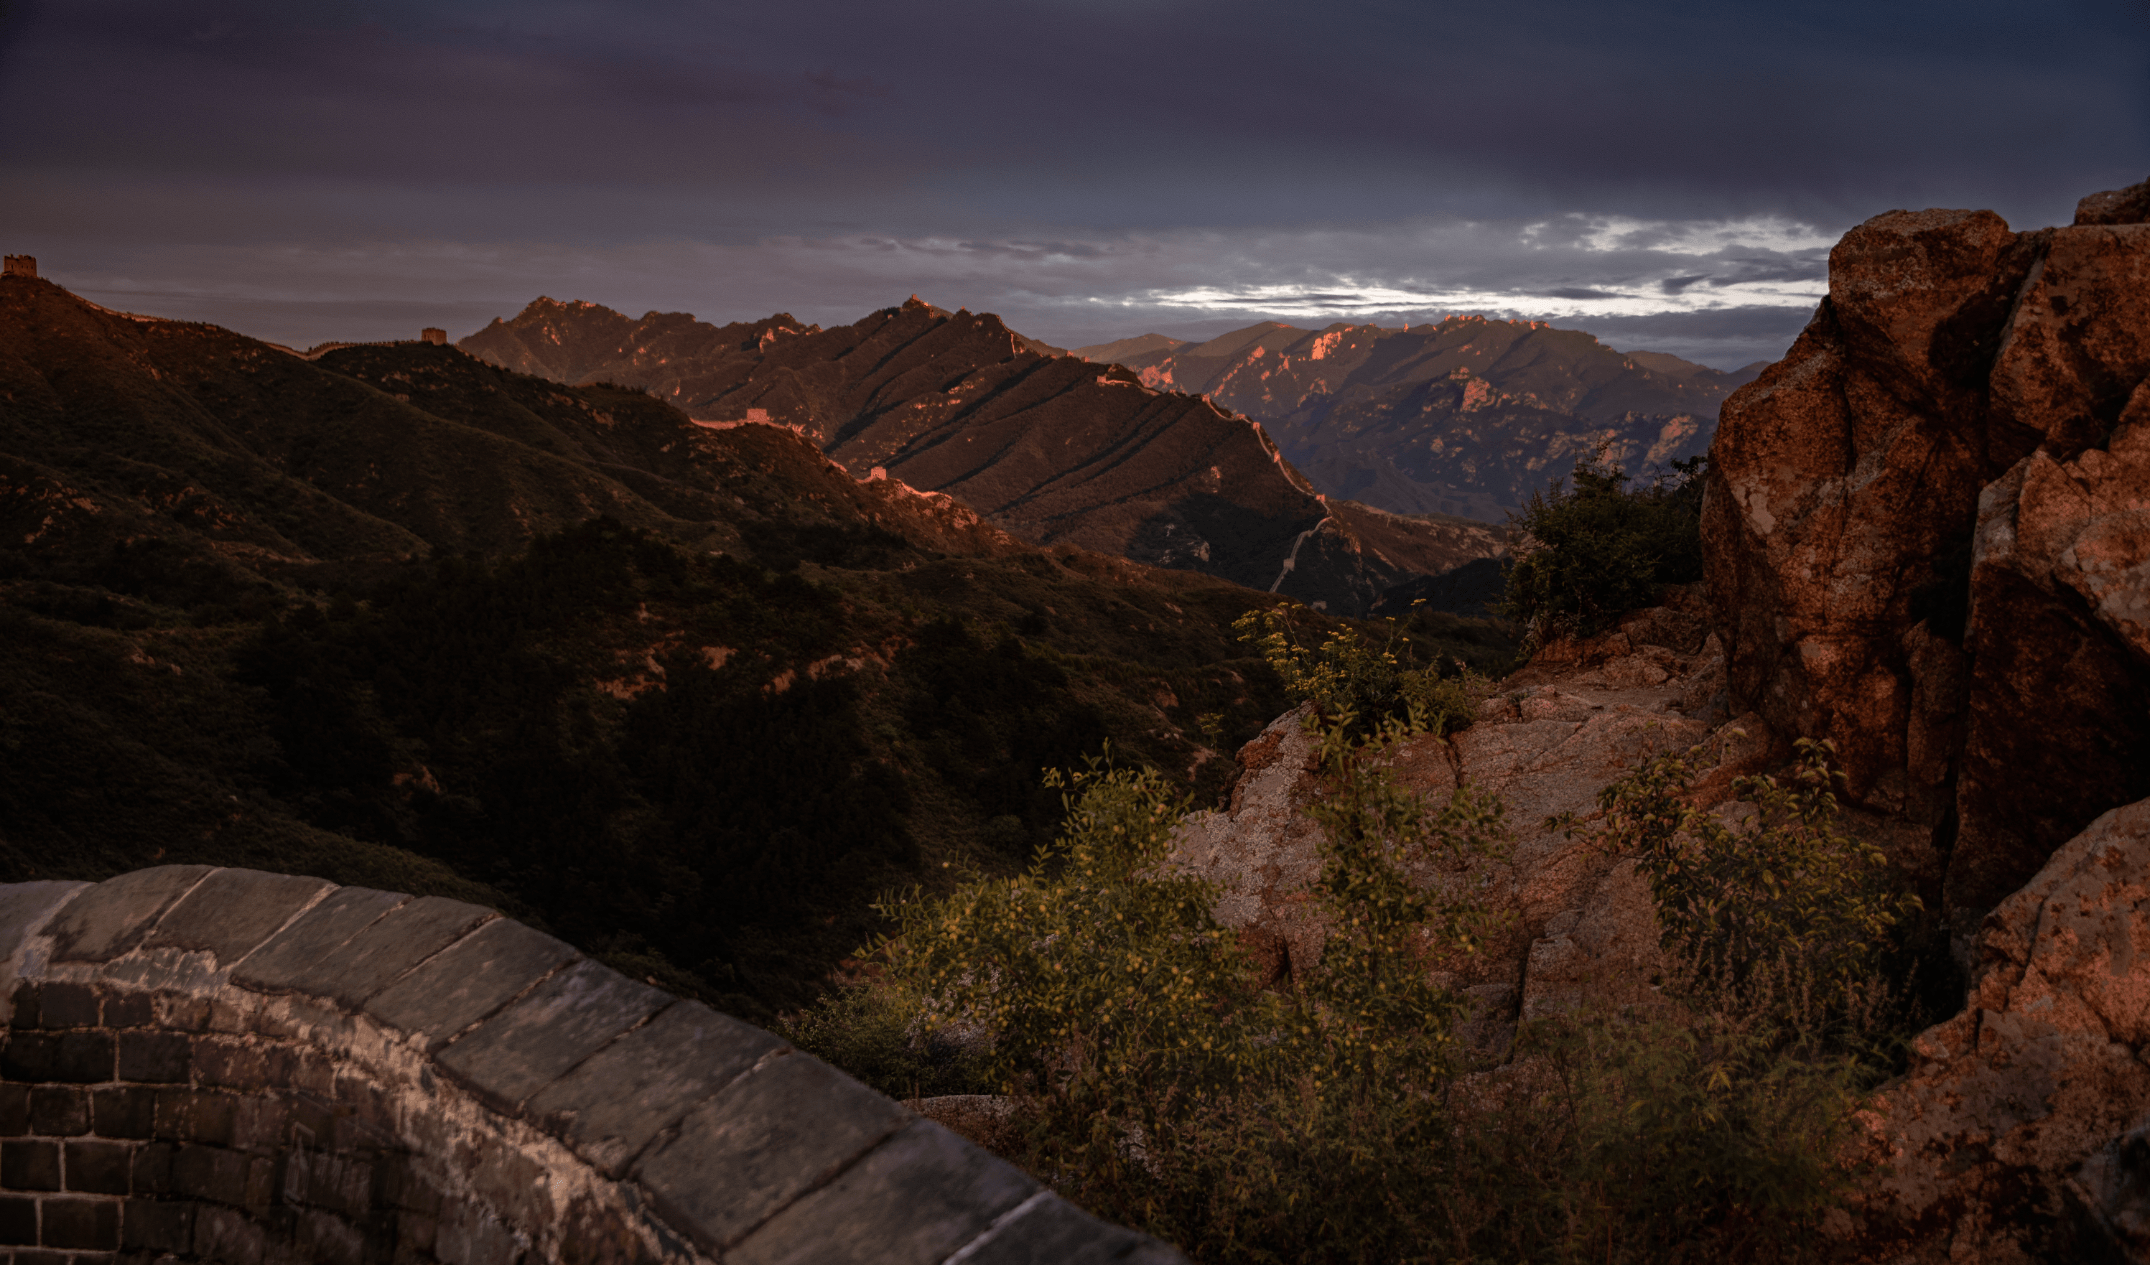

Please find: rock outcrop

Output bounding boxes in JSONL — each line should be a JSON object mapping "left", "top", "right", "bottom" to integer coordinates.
{"left": 1702, "top": 177, "right": 2150, "bottom": 929}
{"left": 1853, "top": 797, "right": 2150, "bottom": 1262}
{"left": 1171, "top": 589, "right": 1774, "bottom": 1056}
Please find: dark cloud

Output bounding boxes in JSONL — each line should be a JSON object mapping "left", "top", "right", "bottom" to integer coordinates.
{"left": 1, "top": 0, "right": 2142, "bottom": 366}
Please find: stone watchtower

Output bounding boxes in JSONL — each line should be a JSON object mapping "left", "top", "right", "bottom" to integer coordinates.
{"left": 421, "top": 327, "right": 447, "bottom": 345}
{"left": 2, "top": 256, "right": 36, "bottom": 279}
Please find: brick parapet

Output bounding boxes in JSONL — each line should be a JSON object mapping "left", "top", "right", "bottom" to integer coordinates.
{"left": 0, "top": 868, "right": 1178, "bottom": 1265}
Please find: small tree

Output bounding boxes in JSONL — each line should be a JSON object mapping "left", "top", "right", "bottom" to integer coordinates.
{"left": 1502, "top": 454, "right": 1707, "bottom": 641}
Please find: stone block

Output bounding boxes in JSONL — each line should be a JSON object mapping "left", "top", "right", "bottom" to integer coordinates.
{"left": 0, "top": 1195, "right": 35, "bottom": 1245}
{"left": 27, "top": 1089, "right": 87, "bottom": 1136}
{"left": 172, "top": 1145, "right": 263, "bottom": 1208}
{"left": 190, "top": 1037, "right": 268, "bottom": 1090}
{"left": 0, "top": 882, "right": 90, "bottom": 965}
{"left": 154, "top": 1091, "right": 237, "bottom": 1147}
{"left": 278, "top": 897, "right": 496, "bottom": 1009}
{"left": 436, "top": 960, "right": 666, "bottom": 1112}
{"left": 63, "top": 1141, "right": 130, "bottom": 1195}
{"left": 230, "top": 888, "right": 408, "bottom": 996}
{"left": 89, "top": 1089, "right": 154, "bottom": 1140}
{"left": 191, "top": 1203, "right": 267, "bottom": 1265}
{"left": 115, "top": 1033, "right": 190, "bottom": 1084}
{"left": 0, "top": 1085, "right": 25, "bottom": 1136}
{"left": 45, "top": 868, "right": 214, "bottom": 964}
{"left": 728, "top": 1120, "right": 1038, "bottom": 1265}
{"left": 2, "top": 1033, "right": 58, "bottom": 1082}
{"left": 230, "top": 1095, "right": 296, "bottom": 1154}
{"left": 297, "top": 1206, "right": 367, "bottom": 1265}
{"left": 28, "top": 984, "right": 98, "bottom": 1031}
{"left": 12, "top": 1249, "right": 66, "bottom": 1265}
{"left": 130, "top": 1142, "right": 174, "bottom": 1195}
{"left": 50, "top": 1032, "right": 115, "bottom": 1084}
{"left": 41, "top": 1197, "right": 120, "bottom": 1250}
{"left": 2, "top": 1140, "right": 60, "bottom": 1190}
{"left": 144, "top": 870, "right": 334, "bottom": 966}
{"left": 954, "top": 1194, "right": 1183, "bottom": 1265}
{"left": 365, "top": 918, "right": 578, "bottom": 1048}
{"left": 527, "top": 1000, "right": 784, "bottom": 1176}
{"left": 102, "top": 990, "right": 155, "bottom": 1030}
{"left": 633, "top": 1052, "right": 907, "bottom": 1253}
{"left": 120, "top": 1198, "right": 195, "bottom": 1253}
{"left": 434, "top": 1201, "right": 520, "bottom": 1265}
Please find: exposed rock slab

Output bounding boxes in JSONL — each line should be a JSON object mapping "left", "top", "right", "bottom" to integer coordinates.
{"left": 1853, "top": 797, "right": 2150, "bottom": 1262}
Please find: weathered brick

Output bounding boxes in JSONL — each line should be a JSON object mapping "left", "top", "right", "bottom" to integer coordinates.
{"left": 130, "top": 1142, "right": 174, "bottom": 1195}
{"left": 1, "top": 1141, "right": 61, "bottom": 1190}
{"left": 88, "top": 1089, "right": 154, "bottom": 1140}
{"left": 434, "top": 1201, "right": 519, "bottom": 1265}
{"left": 526, "top": 1000, "right": 783, "bottom": 1177}
{"left": 119, "top": 1199, "right": 195, "bottom": 1253}
{"left": 954, "top": 1193, "right": 1180, "bottom": 1265}
{"left": 6, "top": 984, "right": 38, "bottom": 1031}
{"left": 54, "top": 1033, "right": 115, "bottom": 1084}
{"left": 231, "top": 1096, "right": 295, "bottom": 1154}
{"left": 171, "top": 1145, "right": 257, "bottom": 1208}
{"left": 42, "top": 1198, "right": 120, "bottom": 1251}
{"left": 190, "top": 1037, "right": 267, "bottom": 1089}
{"left": 155, "top": 992, "right": 211, "bottom": 1033}
{"left": 27, "top": 1089, "right": 88, "bottom": 1136}
{"left": 45, "top": 867, "right": 214, "bottom": 964}
{"left": 728, "top": 1120, "right": 1038, "bottom": 1265}
{"left": 153, "top": 1091, "right": 237, "bottom": 1147}
{"left": 0, "top": 1085, "right": 28, "bottom": 1137}
{"left": 143, "top": 870, "right": 334, "bottom": 965}
{"left": 377, "top": 1157, "right": 443, "bottom": 1217}
{"left": 1, "top": 1033, "right": 57, "bottom": 1082}
{"left": 189, "top": 1204, "right": 266, "bottom": 1265}
{"left": 632, "top": 1053, "right": 908, "bottom": 1253}
{"left": 365, "top": 919, "right": 578, "bottom": 1049}
{"left": 229, "top": 888, "right": 408, "bottom": 997}
{"left": 115, "top": 1033, "right": 189, "bottom": 1084}
{"left": 29, "top": 986, "right": 97, "bottom": 1032}
{"left": 437, "top": 960, "right": 667, "bottom": 1112}
{"left": 324, "top": 1077, "right": 396, "bottom": 1151}
{"left": 62, "top": 1141, "right": 131, "bottom": 1196}
{"left": 12, "top": 1248, "right": 67, "bottom": 1265}
{"left": 297, "top": 1207, "right": 367, "bottom": 1265}
{"left": 0, "top": 1195, "right": 36, "bottom": 1245}
{"left": 101, "top": 992, "right": 155, "bottom": 1031}
{"left": 301, "top": 1151, "right": 375, "bottom": 1220}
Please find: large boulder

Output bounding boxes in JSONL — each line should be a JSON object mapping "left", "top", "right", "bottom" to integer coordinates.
{"left": 1851, "top": 797, "right": 2150, "bottom": 1261}
{"left": 1703, "top": 179, "right": 2150, "bottom": 929}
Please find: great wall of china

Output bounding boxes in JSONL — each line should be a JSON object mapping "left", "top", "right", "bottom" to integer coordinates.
{"left": 0, "top": 867, "right": 1177, "bottom": 1265}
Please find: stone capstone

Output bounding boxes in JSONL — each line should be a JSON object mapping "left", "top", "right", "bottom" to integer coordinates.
{"left": 0, "top": 866, "right": 1183, "bottom": 1265}
{"left": 1702, "top": 179, "right": 2150, "bottom": 927}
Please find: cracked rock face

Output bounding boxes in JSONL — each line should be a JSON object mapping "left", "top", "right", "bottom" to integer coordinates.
{"left": 1702, "top": 177, "right": 2150, "bottom": 925}
{"left": 1853, "top": 797, "right": 2150, "bottom": 1263}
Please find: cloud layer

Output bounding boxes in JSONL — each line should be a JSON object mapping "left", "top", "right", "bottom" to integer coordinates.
{"left": 1, "top": 0, "right": 2141, "bottom": 367}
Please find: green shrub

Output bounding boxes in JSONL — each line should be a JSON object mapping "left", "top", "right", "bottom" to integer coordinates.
{"left": 1233, "top": 605, "right": 1484, "bottom": 739}
{"left": 1502, "top": 454, "right": 1706, "bottom": 640}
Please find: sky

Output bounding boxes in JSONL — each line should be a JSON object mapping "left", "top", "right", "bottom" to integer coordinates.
{"left": 1, "top": 0, "right": 2144, "bottom": 369}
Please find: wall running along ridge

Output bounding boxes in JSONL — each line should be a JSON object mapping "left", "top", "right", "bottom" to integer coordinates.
{"left": 0, "top": 867, "right": 1180, "bottom": 1265}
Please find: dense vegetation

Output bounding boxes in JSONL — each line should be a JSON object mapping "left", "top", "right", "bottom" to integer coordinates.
{"left": 1502, "top": 454, "right": 1707, "bottom": 640}
{"left": 795, "top": 631, "right": 1929, "bottom": 1263}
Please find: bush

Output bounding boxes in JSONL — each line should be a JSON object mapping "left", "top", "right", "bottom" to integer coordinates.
{"left": 1233, "top": 604, "right": 1485, "bottom": 739}
{"left": 1502, "top": 454, "right": 1706, "bottom": 640}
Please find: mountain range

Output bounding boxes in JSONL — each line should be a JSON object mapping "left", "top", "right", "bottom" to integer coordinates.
{"left": 1080, "top": 318, "right": 1765, "bottom": 519}
{"left": 460, "top": 298, "right": 1506, "bottom": 616}
{"left": 0, "top": 270, "right": 1515, "bottom": 1013}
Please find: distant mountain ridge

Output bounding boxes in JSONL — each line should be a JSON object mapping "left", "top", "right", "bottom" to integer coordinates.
{"left": 1090, "top": 317, "right": 1766, "bottom": 519}
{"left": 462, "top": 297, "right": 1507, "bottom": 615}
